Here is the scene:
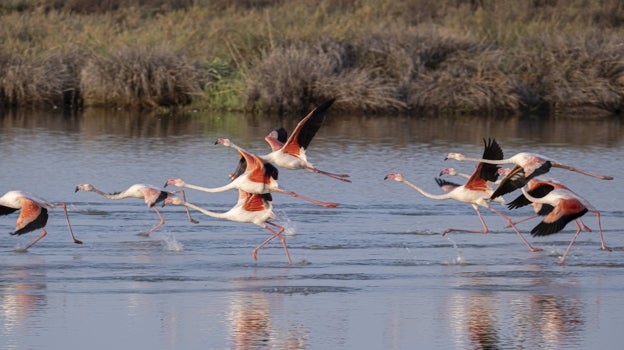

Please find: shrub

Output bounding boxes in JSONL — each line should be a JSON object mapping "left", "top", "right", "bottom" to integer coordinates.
{"left": 80, "top": 47, "right": 206, "bottom": 108}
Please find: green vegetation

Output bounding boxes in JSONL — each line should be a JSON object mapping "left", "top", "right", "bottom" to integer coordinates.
{"left": 1, "top": 0, "right": 623, "bottom": 117}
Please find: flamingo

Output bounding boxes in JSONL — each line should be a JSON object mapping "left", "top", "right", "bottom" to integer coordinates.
{"left": 385, "top": 138, "right": 542, "bottom": 252}
{"left": 165, "top": 138, "right": 337, "bottom": 208}
{"left": 261, "top": 99, "right": 351, "bottom": 183}
{"left": 505, "top": 178, "right": 590, "bottom": 232}
{"left": 439, "top": 167, "right": 471, "bottom": 180}
{"left": 0, "top": 190, "right": 82, "bottom": 251}
{"left": 74, "top": 183, "right": 198, "bottom": 236}
{"left": 163, "top": 190, "right": 292, "bottom": 264}
{"left": 445, "top": 147, "right": 613, "bottom": 199}
{"left": 517, "top": 184, "right": 611, "bottom": 264}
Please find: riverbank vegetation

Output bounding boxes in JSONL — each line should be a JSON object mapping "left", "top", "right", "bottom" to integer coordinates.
{"left": 0, "top": 0, "right": 623, "bottom": 117}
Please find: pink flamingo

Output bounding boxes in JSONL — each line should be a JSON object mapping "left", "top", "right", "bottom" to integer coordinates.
{"left": 261, "top": 99, "right": 351, "bottom": 183}
{"left": 165, "top": 138, "right": 337, "bottom": 208}
{"left": 505, "top": 178, "right": 589, "bottom": 231}
{"left": 516, "top": 182, "right": 611, "bottom": 264}
{"left": 163, "top": 190, "right": 292, "bottom": 264}
{"left": 445, "top": 147, "right": 613, "bottom": 199}
{"left": 0, "top": 190, "right": 82, "bottom": 251}
{"left": 75, "top": 183, "right": 198, "bottom": 236}
{"left": 386, "top": 138, "right": 541, "bottom": 252}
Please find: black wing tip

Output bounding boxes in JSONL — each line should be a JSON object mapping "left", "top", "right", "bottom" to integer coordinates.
{"left": 435, "top": 177, "right": 460, "bottom": 188}
{"left": 530, "top": 208, "right": 588, "bottom": 237}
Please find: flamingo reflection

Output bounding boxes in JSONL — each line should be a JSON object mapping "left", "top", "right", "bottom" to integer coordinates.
{"left": 447, "top": 268, "right": 585, "bottom": 349}
{"left": 228, "top": 278, "right": 307, "bottom": 349}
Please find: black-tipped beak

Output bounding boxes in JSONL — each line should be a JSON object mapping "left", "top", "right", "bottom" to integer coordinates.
{"left": 383, "top": 175, "right": 389, "bottom": 180}
{"left": 214, "top": 139, "right": 219, "bottom": 145}
{"left": 74, "top": 187, "right": 79, "bottom": 193}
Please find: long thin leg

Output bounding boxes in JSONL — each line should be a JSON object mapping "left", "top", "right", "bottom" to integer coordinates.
{"left": 559, "top": 222, "right": 583, "bottom": 265}
{"left": 442, "top": 206, "right": 489, "bottom": 236}
{"left": 271, "top": 188, "right": 337, "bottom": 208}
{"left": 141, "top": 206, "right": 165, "bottom": 236}
{"left": 506, "top": 214, "right": 540, "bottom": 227}
{"left": 252, "top": 222, "right": 292, "bottom": 264}
{"left": 553, "top": 163, "right": 613, "bottom": 180}
{"left": 55, "top": 202, "right": 83, "bottom": 244}
{"left": 305, "top": 166, "right": 352, "bottom": 183}
{"left": 591, "top": 210, "right": 611, "bottom": 251}
{"left": 488, "top": 206, "right": 542, "bottom": 252}
{"left": 23, "top": 228, "right": 48, "bottom": 251}
{"left": 174, "top": 190, "right": 199, "bottom": 224}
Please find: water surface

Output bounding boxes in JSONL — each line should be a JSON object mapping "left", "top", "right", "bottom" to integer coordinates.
{"left": 1, "top": 109, "right": 623, "bottom": 349}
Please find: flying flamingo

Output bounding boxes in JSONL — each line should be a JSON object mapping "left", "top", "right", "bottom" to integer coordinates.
{"left": 261, "top": 99, "right": 351, "bottom": 183}
{"left": 165, "top": 138, "right": 337, "bottom": 208}
{"left": 0, "top": 190, "right": 82, "bottom": 251}
{"left": 163, "top": 190, "right": 292, "bottom": 264}
{"left": 505, "top": 178, "right": 590, "bottom": 231}
{"left": 439, "top": 167, "right": 471, "bottom": 179}
{"left": 385, "top": 138, "right": 542, "bottom": 252}
{"left": 445, "top": 146, "right": 613, "bottom": 199}
{"left": 74, "top": 183, "right": 198, "bottom": 236}
{"left": 515, "top": 183, "right": 610, "bottom": 264}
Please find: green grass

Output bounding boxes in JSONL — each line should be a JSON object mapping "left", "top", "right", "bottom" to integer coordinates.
{"left": 0, "top": 0, "right": 623, "bottom": 117}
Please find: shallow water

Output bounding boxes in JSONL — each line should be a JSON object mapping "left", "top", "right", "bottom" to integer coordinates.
{"left": 1, "top": 109, "right": 623, "bottom": 349}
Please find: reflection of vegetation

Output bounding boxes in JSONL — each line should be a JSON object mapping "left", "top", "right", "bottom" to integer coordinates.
{"left": 1, "top": 0, "right": 623, "bottom": 117}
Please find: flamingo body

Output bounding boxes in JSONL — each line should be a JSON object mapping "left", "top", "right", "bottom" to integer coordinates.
{"left": 261, "top": 99, "right": 351, "bottom": 182}
{"left": 75, "top": 183, "right": 198, "bottom": 235}
{"left": 164, "top": 191, "right": 292, "bottom": 264}
{"left": 518, "top": 184, "right": 611, "bottom": 264}
{"left": 0, "top": 190, "right": 82, "bottom": 250}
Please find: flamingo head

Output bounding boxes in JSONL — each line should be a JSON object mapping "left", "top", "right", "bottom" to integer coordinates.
{"left": 439, "top": 168, "right": 458, "bottom": 176}
{"left": 215, "top": 138, "right": 231, "bottom": 147}
{"left": 75, "top": 183, "right": 94, "bottom": 192}
{"left": 163, "top": 197, "right": 184, "bottom": 206}
{"left": 384, "top": 173, "right": 404, "bottom": 182}
{"left": 164, "top": 178, "right": 185, "bottom": 188}
{"left": 444, "top": 153, "right": 465, "bottom": 161}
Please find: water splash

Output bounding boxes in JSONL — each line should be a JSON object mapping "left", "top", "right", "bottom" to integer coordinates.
{"left": 445, "top": 236, "right": 465, "bottom": 265}
{"left": 275, "top": 210, "right": 297, "bottom": 236}
{"left": 161, "top": 234, "right": 184, "bottom": 252}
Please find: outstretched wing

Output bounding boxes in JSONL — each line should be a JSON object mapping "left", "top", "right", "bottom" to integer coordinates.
{"left": 282, "top": 99, "right": 335, "bottom": 155}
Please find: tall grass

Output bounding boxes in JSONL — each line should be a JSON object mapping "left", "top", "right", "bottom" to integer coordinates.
{"left": 0, "top": 0, "right": 623, "bottom": 116}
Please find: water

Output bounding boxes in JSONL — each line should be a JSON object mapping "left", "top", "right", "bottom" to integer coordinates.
{"left": 1, "top": 109, "right": 623, "bottom": 349}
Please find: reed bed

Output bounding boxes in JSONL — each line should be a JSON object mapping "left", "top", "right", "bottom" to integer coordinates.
{"left": 0, "top": 0, "right": 622, "bottom": 117}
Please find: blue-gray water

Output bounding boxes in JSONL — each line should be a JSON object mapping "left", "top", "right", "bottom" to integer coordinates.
{"left": 1, "top": 110, "right": 623, "bottom": 349}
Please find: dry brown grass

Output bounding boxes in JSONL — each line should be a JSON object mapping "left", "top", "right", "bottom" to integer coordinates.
{"left": 80, "top": 48, "right": 207, "bottom": 108}
{"left": 0, "top": 50, "right": 86, "bottom": 108}
{"left": 0, "top": 0, "right": 623, "bottom": 116}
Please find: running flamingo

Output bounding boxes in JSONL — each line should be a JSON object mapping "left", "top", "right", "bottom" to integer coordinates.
{"left": 445, "top": 146, "right": 613, "bottom": 199}
{"left": 505, "top": 178, "right": 590, "bottom": 231}
{"left": 0, "top": 190, "right": 82, "bottom": 251}
{"left": 261, "top": 99, "right": 351, "bottom": 183}
{"left": 165, "top": 138, "right": 337, "bottom": 208}
{"left": 516, "top": 183, "right": 611, "bottom": 264}
{"left": 163, "top": 190, "right": 292, "bottom": 264}
{"left": 385, "top": 138, "right": 541, "bottom": 252}
{"left": 75, "top": 183, "right": 198, "bottom": 236}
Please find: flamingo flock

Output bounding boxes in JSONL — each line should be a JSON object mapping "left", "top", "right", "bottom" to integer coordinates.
{"left": 387, "top": 138, "right": 614, "bottom": 264}
{"left": 1, "top": 103, "right": 616, "bottom": 265}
